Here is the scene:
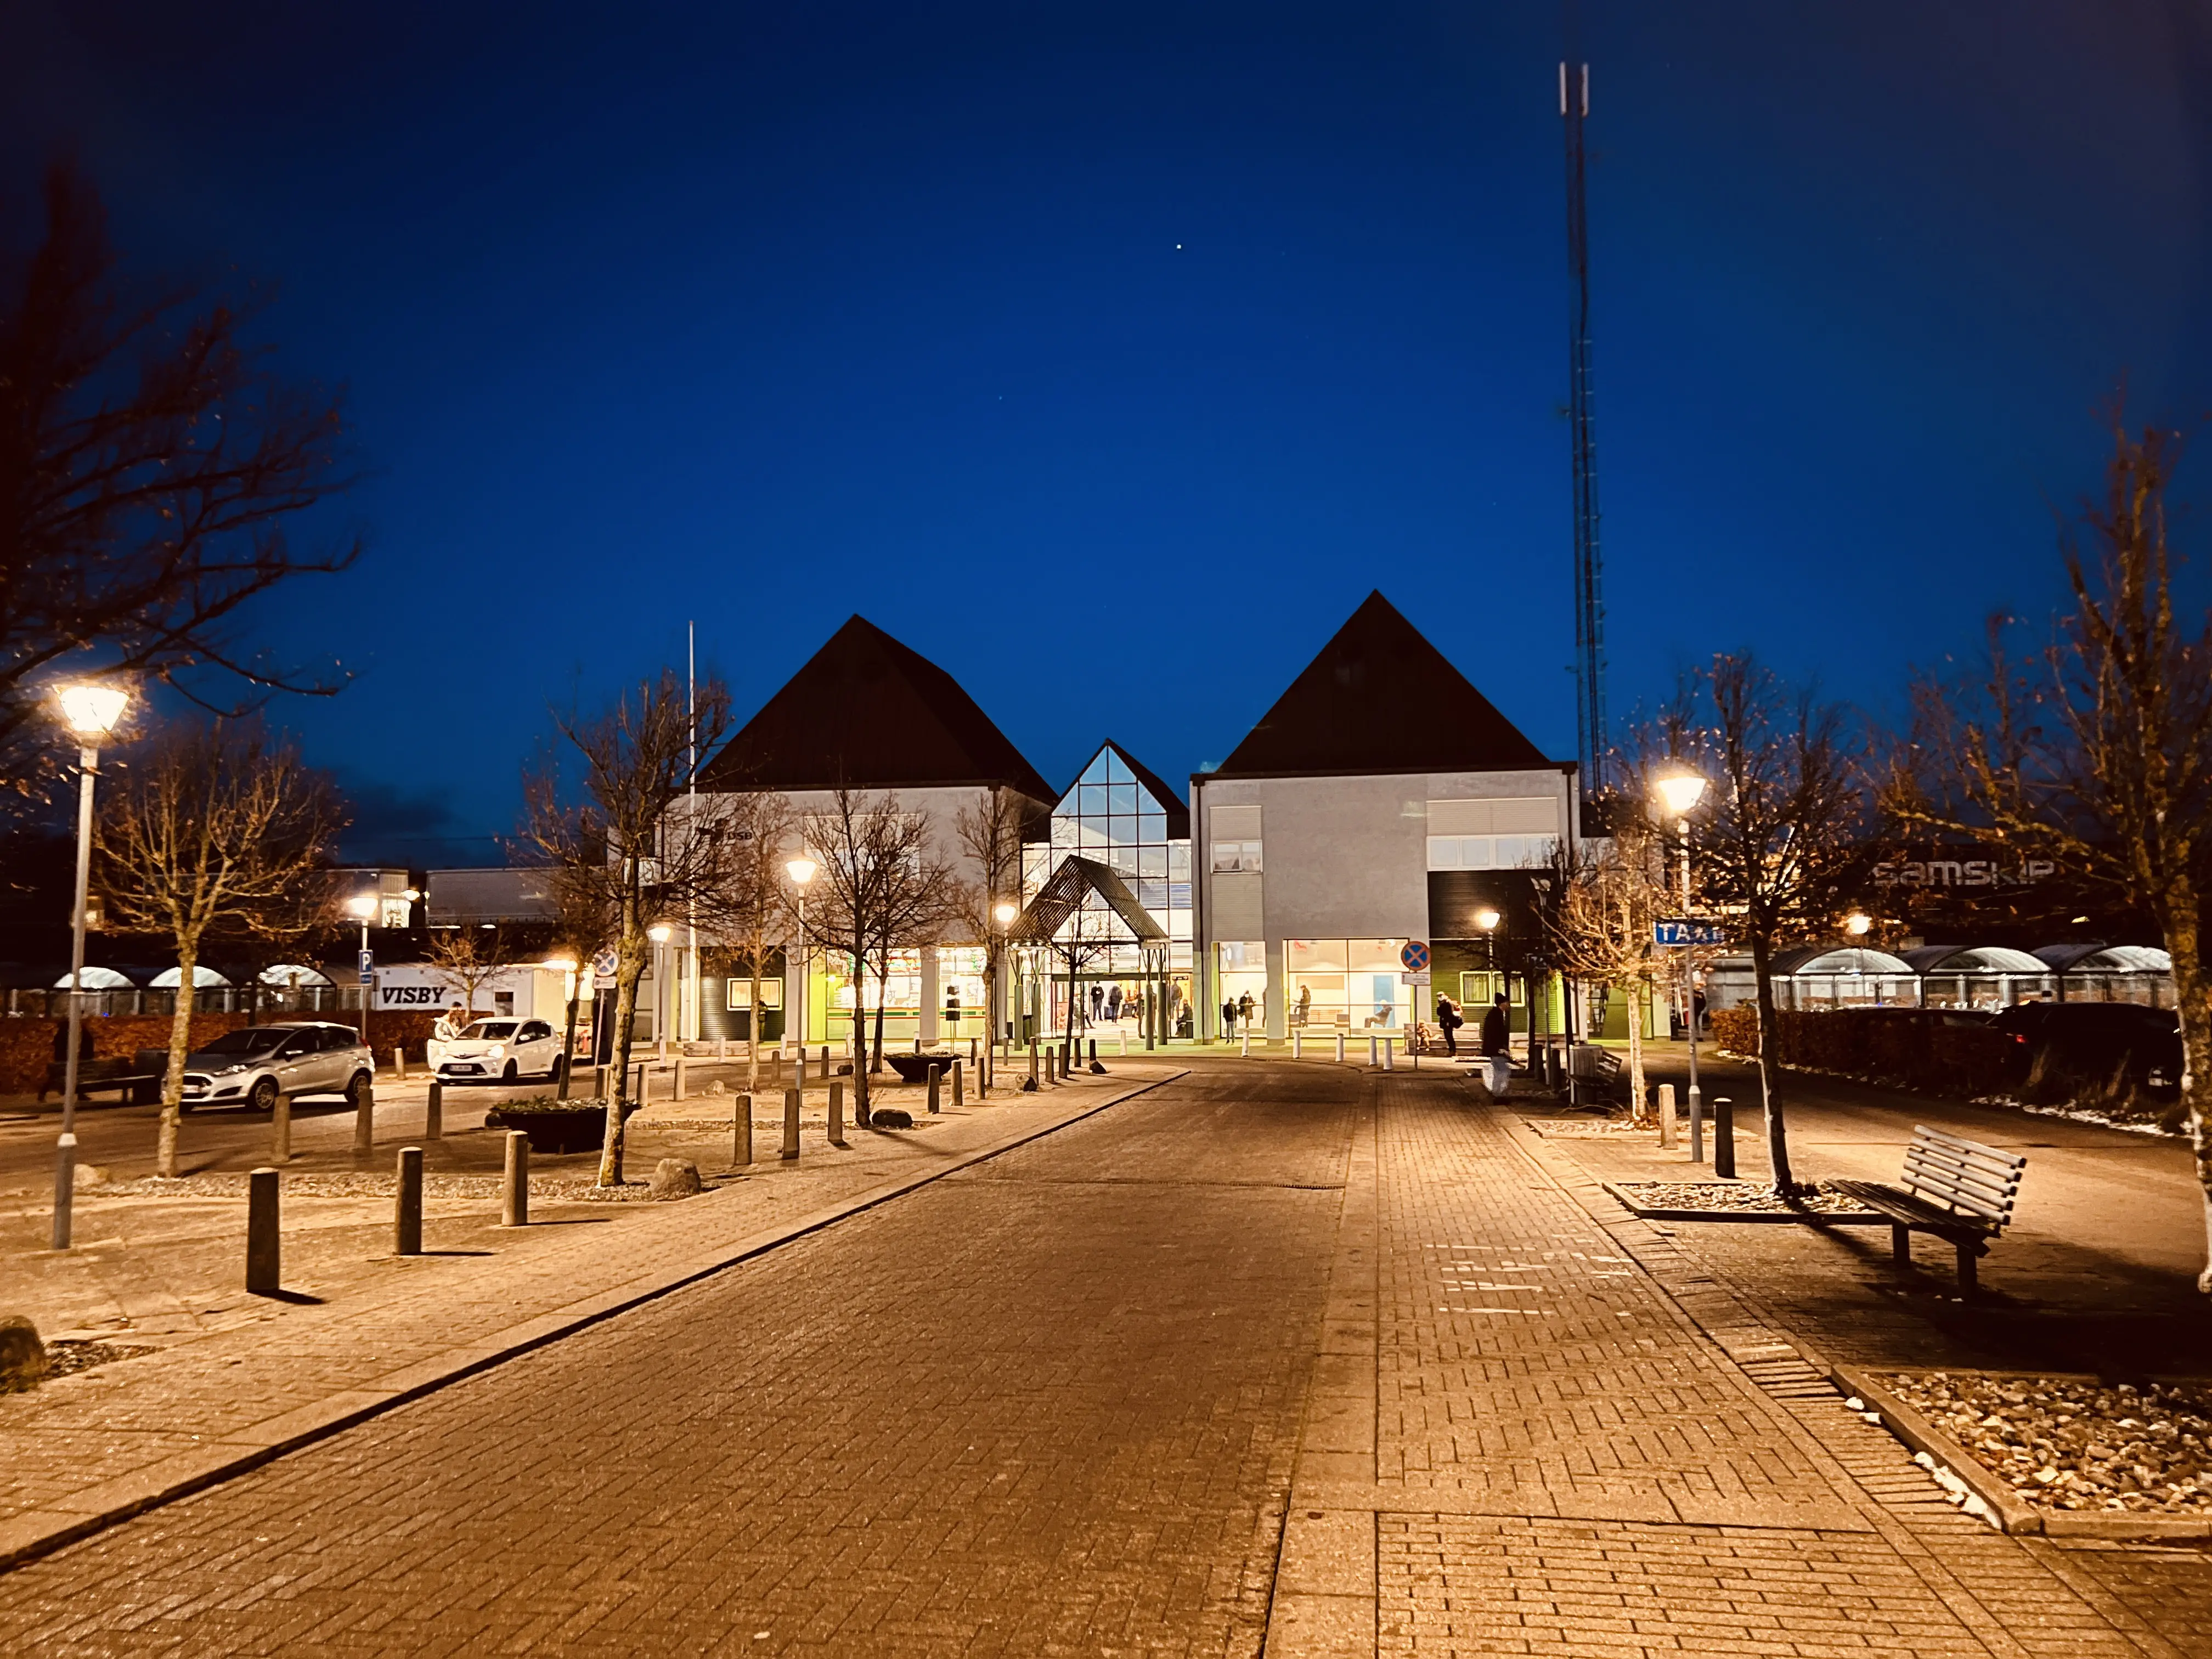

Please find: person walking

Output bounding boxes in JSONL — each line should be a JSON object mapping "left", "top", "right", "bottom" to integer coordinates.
{"left": 1237, "top": 991, "right": 1256, "bottom": 1037}
{"left": 1435, "top": 992, "right": 1462, "bottom": 1057}
{"left": 1480, "top": 992, "right": 1511, "bottom": 1097}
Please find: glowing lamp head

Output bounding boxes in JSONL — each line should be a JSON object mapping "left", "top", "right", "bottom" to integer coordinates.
{"left": 55, "top": 683, "right": 129, "bottom": 740}
{"left": 543, "top": 956, "right": 579, "bottom": 972}
{"left": 1843, "top": 912, "right": 1873, "bottom": 937}
{"left": 647, "top": 923, "right": 674, "bottom": 944}
{"left": 785, "top": 856, "right": 819, "bottom": 888}
{"left": 994, "top": 901, "right": 1019, "bottom": 926}
{"left": 1652, "top": 771, "right": 1708, "bottom": 818}
{"left": 1475, "top": 907, "right": 1502, "bottom": 933}
{"left": 346, "top": 893, "right": 378, "bottom": 921}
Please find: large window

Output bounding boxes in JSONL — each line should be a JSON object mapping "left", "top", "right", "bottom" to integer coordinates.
{"left": 1285, "top": 939, "right": 1411, "bottom": 1030}
{"left": 1427, "top": 834, "right": 1556, "bottom": 872}
{"left": 1032, "top": 745, "right": 1193, "bottom": 950}
{"left": 1211, "top": 839, "right": 1262, "bottom": 873}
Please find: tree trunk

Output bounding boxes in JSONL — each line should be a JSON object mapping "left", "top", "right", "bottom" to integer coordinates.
{"left": 2158, "top": 883, "right": 2212, "bottom": 1292}
{"left": 156, "top": 933, "right": 201, "bottom": 1180}
{"left": 746, "top": 958, "right": 763, "bottom": 1097}
{"left": 1624, "top": 982, "right": 1646, "bottom": 1125}
{"left": 556, "top": 969, "right": 583, "bottom": 1101}
{"left": 1749, "top": 929, "right": 1795, "bottom": 1190}
{"left": 596, "top": 910, "right": 646, "bottom": 1187}
{"left": 850, "top": 946, "right": 871, "bottom": 1124}
{"left": 870, "top": 947, "right": 889, "bottom": 1073}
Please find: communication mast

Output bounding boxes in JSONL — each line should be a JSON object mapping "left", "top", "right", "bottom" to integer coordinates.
{"left": 1561, "top": 59, "right": 1607, "bottom": 796}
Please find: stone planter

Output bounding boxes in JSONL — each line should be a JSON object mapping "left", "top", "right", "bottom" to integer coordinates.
{"left": 484, "top": 1098, "right": 635, "bottom": 1155}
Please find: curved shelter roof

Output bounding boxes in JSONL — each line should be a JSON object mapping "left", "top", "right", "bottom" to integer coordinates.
{"left": 1770, "top": 945, "right": 1915, "bottom": 977}
{"left": 699, "top": 616, "right": 1051, "bottom": 802}
{"left": 53, "top": 966, "right": 135, "bottom": 990}
{"left": 1207, "top": 591, "right": 1555, "bottom": 780}
{"left": 1900, "top": 945, "right": 2048, "bottom": 974}
{"left": 149, "top": 966, "right": 232, "bottom": 988}
{"left": 2035, "top": 942, "right": 2172, "bottom": 973}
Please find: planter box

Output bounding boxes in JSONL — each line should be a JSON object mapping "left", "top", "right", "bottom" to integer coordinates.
{"left": 484, "top": 1101, "right": 634, "bottom": 1156}
{"left": 884, "top": 1052, "right": 958, "bottom": 1085}
{"left": 1601, "top": 1181, "right": 1885, "bottom": 1226}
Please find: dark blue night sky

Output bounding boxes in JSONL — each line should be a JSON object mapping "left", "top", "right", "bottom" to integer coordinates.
{"left": 4, "top": 2, "right": 2207, "bottom": 862}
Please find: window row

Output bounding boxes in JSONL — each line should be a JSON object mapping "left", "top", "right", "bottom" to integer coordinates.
{"left": 1426, "top": 834, "right": 1557, "bottom": 872}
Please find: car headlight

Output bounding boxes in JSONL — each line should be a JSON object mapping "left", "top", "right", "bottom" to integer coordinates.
{"left": 489, "top": 1044, "right": 506, "bottom": 1058}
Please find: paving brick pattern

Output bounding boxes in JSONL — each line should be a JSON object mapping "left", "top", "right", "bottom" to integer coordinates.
{"left": 0, "top": 1068, "right": 1356, "bottom": 1657}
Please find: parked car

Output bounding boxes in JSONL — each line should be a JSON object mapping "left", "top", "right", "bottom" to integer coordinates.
{"left": 435, "top": 1018, "right": 565, "bottom": 1085}
{"left": 180, "top": 1022, "right": 374, "bottom": 1112}
{"left": 1984, "top": 1000, "right": 2182, "bottom": 1091}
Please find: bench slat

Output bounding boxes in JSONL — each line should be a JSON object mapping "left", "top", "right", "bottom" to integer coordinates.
{"left": 1904, "top": 1137, "right": 2027, "bottom": 1180}
{"left": 1899, "top": 1155, "right": 2019, "bottom": 1206}
{"left": 1831, "top": 1181, "right": 1998, "bottom": 1235}
{"left": 1912, "top": 1126, "right": 2027, "bottom": 1170}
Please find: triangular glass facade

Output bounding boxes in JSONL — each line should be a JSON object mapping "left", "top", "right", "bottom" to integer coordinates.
{"left": 1025, "top": 742, "right": 1192, "bottom": 971}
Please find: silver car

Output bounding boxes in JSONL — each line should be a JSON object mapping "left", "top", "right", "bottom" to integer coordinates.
{"left": 179, "top": 1022, "right": 375, "bottom": 1113}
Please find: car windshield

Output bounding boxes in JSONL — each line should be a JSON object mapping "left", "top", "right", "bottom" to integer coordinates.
{"left": 463, "top": 1021, "right": 518, "bottom": 1040}
{"left": 198, "top": 1028, "right": 289, "bottom": 1056}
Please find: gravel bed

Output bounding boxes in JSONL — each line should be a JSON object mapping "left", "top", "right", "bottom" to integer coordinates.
{"left": 1881, "top": 1372, "right": 2212, "bottom": 1514}
{"left": 46, "top": 1339, "right": 157, "bottom": 1379}
{"left": 1612, "top": 1180, "right": 1874, "bottom": 1215}
{"left": 91, "top": 1173, "right": 663, "bottom": 1201}
{"left": 1526, "top": 1118, "right": 1654, "bottom": 1138}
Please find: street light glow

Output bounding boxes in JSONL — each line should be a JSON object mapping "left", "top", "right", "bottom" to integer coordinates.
{"left": 785, "top": 856, "right": 819, "bottom": 887}
{"left": 54, "top": 683, "right": 129, "bottom": 740}
{"left": 1652, "top": 771, "right": 1708, "bottom": 817}
{"left": 1843, "top": 912, "right": 1872, "bottom": 936}
{"left": 994, "top": 901, "right": 1019, "bottom": 925}
{"left": 1475, "top": 907, "right": 1502, "bottom": 932}
{"left": 543, "top": 956, "right": 579, "bottom": 972}
{"left": 648, "top": 923, "right": 674, "bottom": 943}
{"left": 346, "top": 893, "right": 378, "bottom": 919}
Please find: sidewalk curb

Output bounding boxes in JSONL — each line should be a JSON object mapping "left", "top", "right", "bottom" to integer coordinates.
{"left": 0, "top": 1068, "right": 1188, "bottom": 1578}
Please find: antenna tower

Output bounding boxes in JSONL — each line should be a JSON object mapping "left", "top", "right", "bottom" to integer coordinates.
{"left": 1561, "top": 60, "right": 1607, "bottom": 795}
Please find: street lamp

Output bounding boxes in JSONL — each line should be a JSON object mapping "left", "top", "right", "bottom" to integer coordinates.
{"left": 992, "top": 900, "right": 1018, "bottom": 1046}
{"left": 786, "top": 857, "right": 817, "bottom": 1051}
{"left": 1843, "top": 912, "right": 1872, "bottom": 937}
{"left": 50, "top": 681, "right": 129, "bottom": 1250}
{"left": 647, "top": 923, "right": 674, "bottom": 1052}
{"left": 1650, "top": 766, "right": 1709, "bottom": 1147}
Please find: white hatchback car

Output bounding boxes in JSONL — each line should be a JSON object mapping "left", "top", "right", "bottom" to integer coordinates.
{"left": 435, "top": 1018, "right": 566, "bottom": 1085}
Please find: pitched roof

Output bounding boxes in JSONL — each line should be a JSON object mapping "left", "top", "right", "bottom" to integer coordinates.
{"left": 1005, "top": 855, "right": 1167, "bottom": 946}
{"left": 699, "top": 616, "right": 1052, "bottom": 800}
{"left": 1207, "top": 591, "right": 1556, "bottom": 779}
{"left": 1040, "top": 741, "right": 1192, "bottom": 842}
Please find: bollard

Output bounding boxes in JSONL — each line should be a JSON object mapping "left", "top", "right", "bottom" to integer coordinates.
{"left": 1029, "top": 1042, "right": 1040, "bottom": 1087}
{"left": 952, "top": 1059, "right": 964, "bottom": 1109}
{"left": 395, "top": 1146, "right": 424, "bottom": 1256}
{"left": 634, "top": 1063, "right": 647, "bottom": 1105}
{"left": 820, "top": 1044, "right": 830, "bottom": 1081}
{"left": 1714, "top": 1097, "right": 1736, "bottom": 1180}
{"left": 913, "top": 1036, "right": 922, "bottom": 1054}
{"left": 1335, "top": 1032, "right": 1345, "bottom": 1063}
{"left": 270, "top": 1091, "right": 292, "bottom": 1164}
{"left": 733, "top": 1092, "right": 753, "bottom": 1167}
{"left": 1689, "top": 1084, "right": 1705, "bottom": 1165}
{"left": 829, "top": 1081, "right": 846, "bottom": 1145}
{"left": 674, "top": 1057, "right": 687, "bottom": 1102}
{"left": 969, "top": 1037, "right": 978, "bottom": 1065}
{"left": 1240, "top": 1028, "right": 1250, "bottom": 1057}
{"left": 246, "top": 1166, "right": 281, "bottom": 1293}
{"left": 1383, "top": 1037, "right": 1395, "bottom": 1071}
{"left": 781, "top": 1087, "right": 800, "bottom": 1160}
{"left": 927, "top": 1063, "right": 941, "bottom": 1114}
{"left": 392, "top": 1046, "right": 408, "bottom": 1080}
{"left": 717, "top": 1037, "right": 729, "bottom": 1060}
{"left": 1293, "top": 1031, "right": 1302, "bottom": 1059}
{"left": 1368, "top": 1034, "right": 1378, "bottom": 1067}
{"left": 502, "top": 1130, "right": 529, "bottom": 1226}
{"left": 1657, "top": 1083, "right": 1677, "bottom": 1150}
{"left": 1119, "top": 1032, "right": 1128, "bottom": 1056}
{"left": 593, "top": 1065, "right": 608, "bottom": 1100}
{"left": 425, "top": 1079, "right": 444, "bottom": 1142}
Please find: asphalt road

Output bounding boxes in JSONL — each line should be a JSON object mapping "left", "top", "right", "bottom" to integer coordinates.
{"left": 0, "top": 1066, "right": 1356, "bottom": 1657}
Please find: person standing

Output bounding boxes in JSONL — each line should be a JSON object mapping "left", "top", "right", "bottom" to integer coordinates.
{"left": 1435, "top": 992, "right": 1462, "bottom": 1057}
{"left": 1221, "top": 997, "right": 1238, "bottom": 1040}
{"left": 1480, "top": 992, "right": 1511, "bottom": 1096}
{"left": 943, "top": 986, "right": 961, "bottom": 1041}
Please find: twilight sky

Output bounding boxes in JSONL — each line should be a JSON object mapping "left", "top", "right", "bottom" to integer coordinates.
{"left": 4, "top": 1, "right": 2208, "bottom": 864}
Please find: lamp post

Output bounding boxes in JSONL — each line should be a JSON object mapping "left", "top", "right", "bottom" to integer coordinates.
{"left": 50, "top": 682, "right": 129, "bottom": 1251}
{"left": 1652, "top": 769, "right": 1710, "bottom": 1133}
{"left": 994, "top": 900, "right": 1018, "bottom": 1046}
{"left": 648, "top": 923, "right": 674, "bottom": 1053}
{"left": 786, "top": 856, "right": 817, "bottom": 1051}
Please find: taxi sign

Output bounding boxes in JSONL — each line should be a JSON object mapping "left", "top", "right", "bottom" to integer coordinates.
{"left": 1400, "top": 940, "right": 1431, "bottom": 973}
{"left": 1654, "top": 919, "right": 1729, "bottom": 947}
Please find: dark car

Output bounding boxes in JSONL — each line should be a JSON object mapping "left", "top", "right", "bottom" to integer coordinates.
{"left": 1983, "top": 1001, "right": 2182, "bottom": 1092}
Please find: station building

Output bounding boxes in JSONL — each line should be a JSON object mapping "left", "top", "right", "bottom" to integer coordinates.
{"left": 695, "top": 591, "right": 1581, "bottom": 1049}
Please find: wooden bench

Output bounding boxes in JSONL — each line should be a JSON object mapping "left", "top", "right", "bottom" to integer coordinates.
{"left": 37, "top": 1052, "right": 167, "bottom": 1105}
{"left": 1831, "top": 1126, "right": 2026, "bottom": 1294}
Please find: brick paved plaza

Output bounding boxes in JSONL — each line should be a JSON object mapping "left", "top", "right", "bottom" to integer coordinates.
{"left": 1, "top": 1061, "right": 2209, "bottom": 1655}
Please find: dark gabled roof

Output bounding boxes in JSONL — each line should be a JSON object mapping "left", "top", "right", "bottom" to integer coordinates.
{"left": 1205, "top": 591, "right": 1556, "bottom": 780}
{"left": 699, "top": 616, "right": 1052, "bottom": 801}
{"left": 1005, "top": 855, "right": 1167, "bottom": 946}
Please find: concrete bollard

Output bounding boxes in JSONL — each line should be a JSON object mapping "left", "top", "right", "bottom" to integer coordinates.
{"left": 781, "top": 1088, "right": 800, "bottom": 1160}
{"left": 1336, "top": 1032, "right": 1345, "bottom": 1063}
{"left": 733, "top": 1093, "right": 753, "bottom": 1167}
{"left": 820, "top": 1045, "right": 830, "bottom": 1081}
{"left": 1088, "top": 1039, "right": 1098, "bottom": 1070}
{"left": 392, "top": 1047, "right": 408, "bottom": 1080}
{"left": 395, "top": 1146, "right": 424, "bottom": 1256}
{"left": 952, "top": 1059, "right": 964, "bottom": 1109}
{"left": 246, "top": 1167, "right": 281, "bottom": 1293}
{"left": 674, "top": 1057, "right": 687, "bottom": 1102}
{"left": 717, "top": 1037, "right": 729, "bottom": 1060}
{"left": 1714, "top": 1098, "right": 1736, "bottom": 1180}
{"left": 1368, "top": 1034, "right": 1378, "bottom": 1067}
{"left": 1657, "top": 1084, "right": 1677, "bottom": 1149}
{"left": 829, "top": 1081, "right": 845, "bottom": 1145}
{"left": 1293, "top": 1031, "right": 1302, "bottom": 1059}
{"left": 1028, "top": 1042, "right": 1040, "bottom": 1087}
{"left": 969, "top": 1037, "right": 978, "bottom": 1065}
{"left": 1383, "top": 1038, "right": 1395, "bottom": 1071}
{"left": 927, "top": 1063, "right": 941, "bottom": 1114}
{"left": 1240, "top": 1028, "right": 1250, "bottom": 1058}
{"left": 270, "top": 1092, "right": 292, "bottom": 1164}
{"left": 593, "top": 1065, "right": 608, "bottom": 1100}
{"left": 1119, "top": 1032, "right": 1128, "bottom": 1056}
{"left": 912, "top": 1036, "right": 922, "bottom": 1054}
{"left": 502, "top": 1130, "right": 529, "bottom": 1226}
{"left": 425, "top": 1080, "right": 444, "bottom": 1142}
{"left": 1688, "top": 1085, "right": 1705, "bottom": 1165}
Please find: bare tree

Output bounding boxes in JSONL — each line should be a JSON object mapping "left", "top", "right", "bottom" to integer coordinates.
{"left": 540, "top": 856, "right": 615, "bottom": 1099}
{"left": 955, "top": 787, "right": 1028, "bottom": 1045}
{"left": 1547, "top": 798, "right": 1669, "bottom": 1120}
{"left": 520, "top": 670, "right": 737, "bottom": 1185}
{"left": 808, "top": 787, "right": 960, "bottom": 1124}
{"left": 1886, "top": 419, "right": 2212, "bottom": 1286}
{"left": 96, "top": 721, "right": 345, "bottom": 1176}
{"left": 1, "top": 165, "right": 360, "bottom": 799}
{"left": 1662, "top": 655, "right": 1869, "bottom": 1190}
{"left": 423, "top": 923, "right": 510, "bottom": 1029}
{"left": 712, "top": 791, "right": 797, "bottom": 1098}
